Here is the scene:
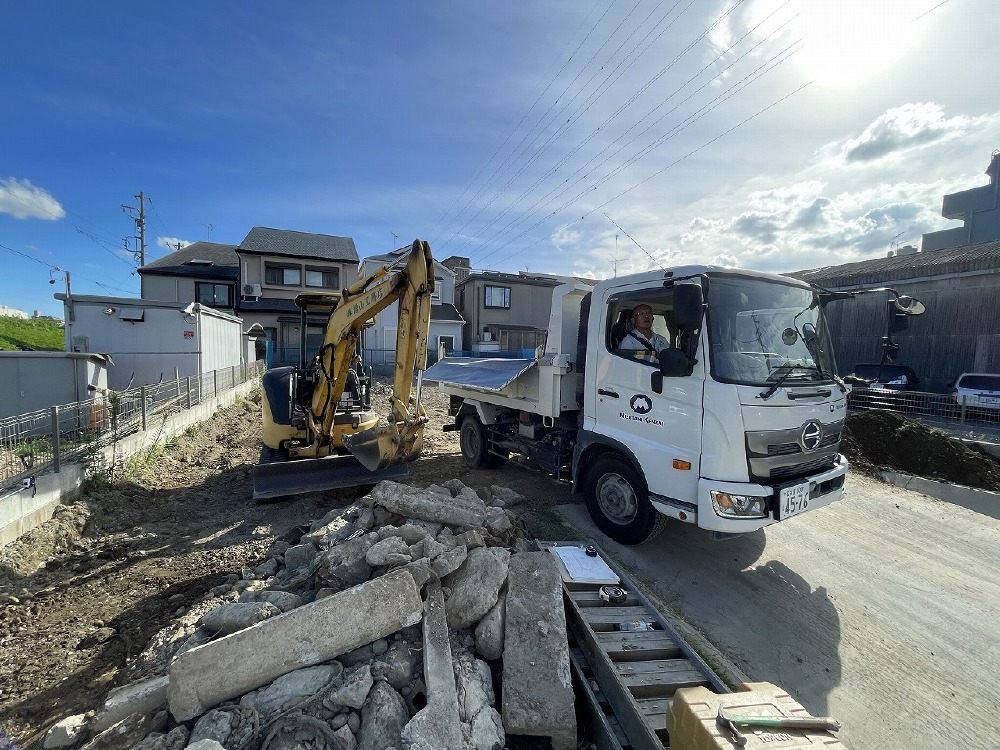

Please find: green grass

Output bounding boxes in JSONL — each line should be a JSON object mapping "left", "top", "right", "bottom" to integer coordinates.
{"left": 0, "top": 316, "right": 65, "bottom": 351}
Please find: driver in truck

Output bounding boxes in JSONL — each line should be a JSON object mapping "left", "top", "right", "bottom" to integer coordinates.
{"left": 620, "top": 304, "right": 670, "bottom": 362}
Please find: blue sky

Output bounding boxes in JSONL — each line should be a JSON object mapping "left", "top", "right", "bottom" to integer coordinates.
{"left": 2, "top": 0, "right": 997, "bottom": 318}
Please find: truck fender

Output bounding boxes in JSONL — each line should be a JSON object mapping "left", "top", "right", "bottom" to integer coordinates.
{"left": 572, "top": 429, "right": 643, "bottom": 493}
{"left": 455, "top": 399, "right": 506, "bottom": 427}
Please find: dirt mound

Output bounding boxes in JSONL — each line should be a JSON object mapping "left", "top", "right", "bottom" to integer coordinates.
{"left": 842, "top": 410, "right": 1000, "bottom": 492}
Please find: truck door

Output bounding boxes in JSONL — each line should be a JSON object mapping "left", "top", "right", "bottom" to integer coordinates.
{"left": 589, "top": 289, "right": 705, "bottom": 503}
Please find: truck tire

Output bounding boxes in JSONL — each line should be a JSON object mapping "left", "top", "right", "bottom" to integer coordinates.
{"left": 585, "top": 456, "right": 666, "bottom": 545}
{"left": 459, "top": 415, "right": 507, "bottom": 469}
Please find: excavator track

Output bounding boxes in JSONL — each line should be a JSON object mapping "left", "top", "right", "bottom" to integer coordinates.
{"left": 541, "top": 542, "right": 729, "bottom": 750}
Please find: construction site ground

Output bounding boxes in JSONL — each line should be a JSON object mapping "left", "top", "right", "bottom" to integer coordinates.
{"left": 1, "top": 382, "right": 999, "bottom": 749}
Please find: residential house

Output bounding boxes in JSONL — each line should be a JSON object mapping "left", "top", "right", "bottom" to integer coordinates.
{"left": 922, "top": 150, "right": 1000, "bottom": 252}
{"left": 359, "top": 248, "right": 465, "bottom": 363}
{"left": 455, "top": 270, "right": 594, "bottom": 352}
{"left": 140, "top": 228, "right": 360, "bottom": 365}
{"left": 139, "top": 241, "right": 240, "bottom": 314}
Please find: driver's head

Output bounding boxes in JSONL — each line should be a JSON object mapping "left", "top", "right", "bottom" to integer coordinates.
{"left": 632, "top": 305, "right": 654, "bottom": 330}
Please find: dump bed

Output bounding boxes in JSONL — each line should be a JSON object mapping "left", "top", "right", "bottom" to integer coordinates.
{"left": 423, "top": 282, "right": 591, "bottom": 418}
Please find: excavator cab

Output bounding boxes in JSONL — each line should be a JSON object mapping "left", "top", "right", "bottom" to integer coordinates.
{"left": 253, "top": 239, "right": 435, "bottom": 501}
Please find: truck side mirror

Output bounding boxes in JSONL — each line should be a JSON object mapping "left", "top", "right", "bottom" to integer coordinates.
{"left": 658, "top": 347, "right": 691, "bottom": 377}
{"left": 672, "top": 284, "right": 703, "bottom": 330}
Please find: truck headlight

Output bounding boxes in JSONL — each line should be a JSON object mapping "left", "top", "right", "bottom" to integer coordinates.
{"left": 711, "top": 490, "right": 768, "bottom": 519}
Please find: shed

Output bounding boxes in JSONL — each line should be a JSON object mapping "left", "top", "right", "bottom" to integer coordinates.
{"left": 55, "top": 294, "right": 248, "bottom": 390}
{"left": 0, "top": 352, "right": 109, "bottom": 419}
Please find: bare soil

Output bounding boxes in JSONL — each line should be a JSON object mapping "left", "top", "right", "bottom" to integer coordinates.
{"left": 0, "top": 387, "right": 997, "bottom": 748}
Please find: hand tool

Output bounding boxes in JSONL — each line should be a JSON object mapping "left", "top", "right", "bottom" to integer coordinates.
{"left": 717, "top": 705, "right": 841, "bottom": 746}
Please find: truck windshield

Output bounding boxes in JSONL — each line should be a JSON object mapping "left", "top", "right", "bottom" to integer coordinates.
{"left": 706, "top": 276, "right": 837, "bottom": 386}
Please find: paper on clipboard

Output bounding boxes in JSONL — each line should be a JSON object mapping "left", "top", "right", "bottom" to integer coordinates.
{"left": 548, "top": 545, "right": 620, "bottom": 584}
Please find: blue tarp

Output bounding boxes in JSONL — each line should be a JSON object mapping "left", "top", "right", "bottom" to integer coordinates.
{"left": 423, "top": 357, "right": 536, "bottom": 392}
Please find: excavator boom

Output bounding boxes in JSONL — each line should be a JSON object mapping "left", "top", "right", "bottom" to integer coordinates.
{"left": 253, "top": 239, "right": 435, "bottom": 501}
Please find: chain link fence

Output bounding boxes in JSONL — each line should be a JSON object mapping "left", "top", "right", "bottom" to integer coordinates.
{"left": 0, "top": 361, "right": 265, "bottom": 497}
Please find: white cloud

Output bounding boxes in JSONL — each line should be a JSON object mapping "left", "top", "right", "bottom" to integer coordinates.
{"left": 837, "top": 103, "right": 972, "bottom": 164}
{"left": 0, "top": 178, "right": 65, "bottom": 220}
{"left": 157, "top": 237, "right": 191, "bottom": 251}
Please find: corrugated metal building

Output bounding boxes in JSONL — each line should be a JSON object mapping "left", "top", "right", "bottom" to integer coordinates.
{"left": 55, "top": 294, "right": 248, "bottom": 390}
{"left": 789, "top": 241, "right": 1000, "bottom": 392}
{"left": 0, "top": 352, "right": 109, "bottom": 419}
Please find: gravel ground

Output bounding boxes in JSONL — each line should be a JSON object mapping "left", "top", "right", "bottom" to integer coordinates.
{"left": 1, "top": 381, "right": 996, "bottom": 748}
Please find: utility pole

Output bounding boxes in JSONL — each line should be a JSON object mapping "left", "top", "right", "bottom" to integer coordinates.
{"left": 121, "top": 191, "right": 147, "bottom": 267}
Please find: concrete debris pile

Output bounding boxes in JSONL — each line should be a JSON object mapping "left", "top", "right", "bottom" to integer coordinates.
{"left": 43, "top": 480, "right": 576, "bottom": 750}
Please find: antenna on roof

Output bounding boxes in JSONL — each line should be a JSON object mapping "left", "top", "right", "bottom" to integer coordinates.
{"left": 203, "top": 223, "right": 213, "bottom": 241}
{"left": 391, "top": 232, "right": 398, "bottom": 251}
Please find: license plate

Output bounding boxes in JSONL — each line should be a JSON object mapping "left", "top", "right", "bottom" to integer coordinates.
{"left": 778, "top": 482, "right": 811, "bottom": 520}
{"left": 978, "top": 396, "right": 1000, "bottom": 405}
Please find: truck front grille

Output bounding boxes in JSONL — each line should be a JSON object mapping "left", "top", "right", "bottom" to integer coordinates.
{"left": 746, "top": 420, "right": 843, "bottom": 483}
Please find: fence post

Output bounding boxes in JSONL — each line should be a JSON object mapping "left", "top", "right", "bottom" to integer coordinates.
{"left": 50, "top": 406, "right": 61, "bottom": 473}
{"left": 960, "top": 395, "right": 967, "bottom": 423}
{"left": 140, "top": 385, "right": 148, "bottom": 431}
{"left": 186, "top": 376, "right": 193, "bottom": 410}
{"left": 231, "top": 365, "right": 236, "bottom": 391}
{"left": 176, "top": 366, "right": 181, "bottom": 400}
{"left": 213, "top": 370, "right": 218, "bottom": 399}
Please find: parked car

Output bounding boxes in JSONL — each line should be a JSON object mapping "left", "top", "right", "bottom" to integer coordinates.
{"left": 844, "top": 363, "right": 921, "bottom": 411}
{"left": 950, "top": 373, "right": 1000, "bottom": 414}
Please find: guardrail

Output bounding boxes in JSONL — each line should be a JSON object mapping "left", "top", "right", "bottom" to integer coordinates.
{"left": 0, "top": 361, "right": 266, "bottom": 496}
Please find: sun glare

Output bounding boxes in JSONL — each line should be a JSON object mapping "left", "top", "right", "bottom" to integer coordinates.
{"left": 794, "top": 0, "right": 927, "bottom": 86}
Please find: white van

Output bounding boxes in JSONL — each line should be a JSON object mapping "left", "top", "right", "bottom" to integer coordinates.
{"left": 951, "top": 373, "right": 1000, "bottom": 412}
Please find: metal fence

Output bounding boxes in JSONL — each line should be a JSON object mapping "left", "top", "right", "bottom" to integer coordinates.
{"left": 0, "top": 361, "right": 265, "bottom": 496}
{"left": 847, "top": 388, "right": 1000, "bottom": 441}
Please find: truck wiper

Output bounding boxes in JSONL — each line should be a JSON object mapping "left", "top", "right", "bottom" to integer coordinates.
{"left": 757, "top": 365, "right": 823, "bottom": 400}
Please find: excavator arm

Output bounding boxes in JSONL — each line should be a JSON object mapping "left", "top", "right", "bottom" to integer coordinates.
{"left": 253, "top": 239, "right": 434, "bottom": 501}
{"left": 294, "top": 239, "right": 434, "bottom": 468}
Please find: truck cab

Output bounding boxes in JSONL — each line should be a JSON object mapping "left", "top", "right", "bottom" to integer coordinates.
{"left": 578, "top": 267, "right": 848, "bottom": 542}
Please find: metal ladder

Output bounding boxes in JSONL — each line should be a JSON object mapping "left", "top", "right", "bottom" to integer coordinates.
{"left": 542, "top": 542, "right": 730, "bottom": 750}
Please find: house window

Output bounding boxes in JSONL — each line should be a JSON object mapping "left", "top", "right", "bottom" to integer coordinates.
{"left": 265, "top": 264, "right": 302, "bottom": 286}
{"left": 484, "top": 285, "right": 511, "bottom": 309}
{"left": 196, "top": 283, "right": 232, "bottom": 307}
{"left": 432, "top": 277, "right": 444, "bottom": 301}
{"left": 305, "top": 267, "right": 340, "bottom": 289}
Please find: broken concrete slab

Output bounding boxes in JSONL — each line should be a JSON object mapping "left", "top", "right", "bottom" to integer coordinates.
{"left": 502, "top": 552, "right": 576, "bottom": 750}
{"left": 198, "top": 601, "right": 281, "bottom": 637}
{"left": 474, "top": 591, "right": 506, "bottom": 661}
{"left": 90, "top": 675, "right": 168, "bottom": 733}
{"left": 358, "top": 681, "right": 409, "bottom": 750}
{"left": 399, "top": 581, "right": 464, "bottom": 750}
{"left": 442, "top": 547, "right": 510, "bottom": 629}
{"left": 44, "top": 714, "right": 88, "bottom": 749}
{"left": 371, "top": 481, "right": 486, "bottom": 528}
{"left": 168, "top": 569, "right": 422, "bottom": 722}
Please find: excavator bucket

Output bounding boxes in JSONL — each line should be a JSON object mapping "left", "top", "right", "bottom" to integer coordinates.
{"left": 342, "top": 419, "right": 425, "bottom": 473}
{"left": 252, "top": 453, "right": 408, "bottom": 503}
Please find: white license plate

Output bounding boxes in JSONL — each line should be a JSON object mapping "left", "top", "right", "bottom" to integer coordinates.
{"left": 778, "top": 482, "right": 812, "bottom": 520}
{"left": 978, "top": 396, "right": 1000, "bottom": 406}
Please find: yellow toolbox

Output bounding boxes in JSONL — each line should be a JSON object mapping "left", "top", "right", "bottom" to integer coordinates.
{"left": 667, "top": 681, "right": 847, "bottom": 749}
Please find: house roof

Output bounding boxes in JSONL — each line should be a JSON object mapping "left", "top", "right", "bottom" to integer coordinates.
{"left": 236, "top": 297, "right": 301, "bottom": 314}
{"left": 363, "top": 248, "right": 456, "bottom": 277}
{"left": 457, "top": 271, "right": 563, "bottom": 289}
{"left": 138, "top": 242, "right": 240, "bottom": 280}
{"left": 788, "top": 240, "right": 1000, "bottom": 288}
{"left": 432, "top": 303, "right": 464, "bottom": 323}
{"left": 239, "top": 227, "right": 359, "bottom": 262}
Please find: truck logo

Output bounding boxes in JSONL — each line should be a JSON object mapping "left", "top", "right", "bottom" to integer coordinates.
{"left": 630, "top": 395, "right": 652, "bottom": 414}
{"left": 800, "top": 420, "right": 823, "bottom": 452}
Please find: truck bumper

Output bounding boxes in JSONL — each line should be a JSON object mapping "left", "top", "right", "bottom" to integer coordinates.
{"left": 659, "top": 455, "right": 849, "bottom": 534}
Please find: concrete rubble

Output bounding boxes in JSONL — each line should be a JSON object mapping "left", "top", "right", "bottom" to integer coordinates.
{"left": 45, "top": 480, "right": 576, "bottom": 750}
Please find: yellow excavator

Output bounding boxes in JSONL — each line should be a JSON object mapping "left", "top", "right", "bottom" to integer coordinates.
{"left": 253, "top": 239, "right": 435, "bottom": 501}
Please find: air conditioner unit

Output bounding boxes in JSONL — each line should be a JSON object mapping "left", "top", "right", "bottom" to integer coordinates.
{"left": 242, "top": 283, "right": 262, "bottom": 297}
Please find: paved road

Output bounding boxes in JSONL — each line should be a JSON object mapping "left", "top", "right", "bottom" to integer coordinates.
{"left": 556, "top": 472, "right": 1000, "bottom": 750}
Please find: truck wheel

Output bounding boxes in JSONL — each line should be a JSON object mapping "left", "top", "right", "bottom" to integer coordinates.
{"left": 459, "top": 415, "right": 506, "bottom": 469}
{"left": 585, "top": 456, "right": 665, "bottom": 545}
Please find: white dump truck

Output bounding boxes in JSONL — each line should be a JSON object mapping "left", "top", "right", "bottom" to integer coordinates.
{"left": 424, "top": 266, "right": 856, "bottom": 545}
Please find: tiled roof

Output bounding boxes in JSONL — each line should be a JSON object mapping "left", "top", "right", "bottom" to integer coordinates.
{"left": 788, "top": 240, "right": 1000, "bottom": 288}
{"left": 236, "top": 297, "right": 300, "bottom": 314}
{"left": 457, "top": 271, "right": 563, "bottom": 289}
{"left": 432, "top": 303, "right": 464, "bottom": 323}
{"left": 139, "top": 242, "right": 239, "bottom": 279}
{"left": 239, "top": 227, "right": 358, "bottom": 262}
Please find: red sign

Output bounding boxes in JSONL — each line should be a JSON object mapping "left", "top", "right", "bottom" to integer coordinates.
{"left": 183, "top": 330, "right": 195, "bottom": 339}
